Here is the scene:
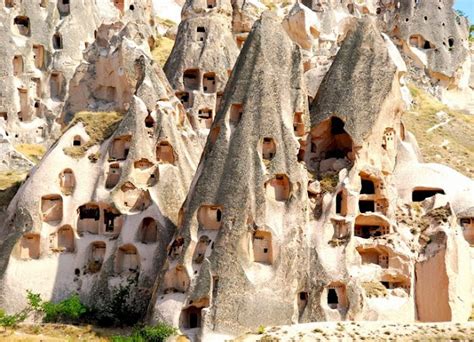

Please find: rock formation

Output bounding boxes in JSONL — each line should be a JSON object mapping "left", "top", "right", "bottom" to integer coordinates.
{"left": 0, "top": 0, "right": 472, "bottom": 341}
{"left": 0, "top": 122, "right": 33, "bottom": 172}
{"left": 232, "top": 0, "right": 266, "bottom": 46}
{"left": 385, "top": 0, "right": 470, "bottom": 88}
{"left": 0, "top": 0, "right": 154, "bottom": 146}
{"left": 149, "top": 11, "right": 310, "bottom": 337}
{"left": 147, "top": 13, "right": 472, "bottom": 339}
{"left": 164, "top": 0, "right": 239, "bottom": 141}
{"left": 0, "top": 22, "right": 200, "bottom": 319}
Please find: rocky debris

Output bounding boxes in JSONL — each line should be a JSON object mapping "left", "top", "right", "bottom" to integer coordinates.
{"left": 235, "top": 321, "right": 474, "bottom": 341}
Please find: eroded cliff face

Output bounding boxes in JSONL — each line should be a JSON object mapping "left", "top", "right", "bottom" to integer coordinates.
{"left": 0, "top": 0, "right": 154, "bottom": 142}
{"left": 0, "top": 0, "right": 472, "bottom": 340}
{"left": 164, "top": 0, "right": 239, "bottom": 146}
{"left": 0, "top": 22, "right": 201, "bottom": 320}
{"left": 385, "top": 0, "right": 469, "bottom": 87}
{"left": 150, "top": 12, "right": 311, "bottom": 335}
{"left": 146, "top": 14, "right": 472, "bottom": 339}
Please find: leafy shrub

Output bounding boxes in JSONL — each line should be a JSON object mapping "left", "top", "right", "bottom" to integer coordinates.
{"left": 0, "top": 290, "right": 43, "bottom": 328}
{"left": 41, "top": 294, "right": 88, "bottom": 323}
{"left": 0, "top": 309, "right": 27, "bottom": 328}
{"left": 134, "top": 323, "right": 178, "bottom": 342}
{"left": 25, "top": 290, "right": 88, "bottom": 323}
{"left": 112, "top": 323, "right": 177, "bottom": 342}
{"left": 26, "top": 290, "right": 42, "bottom": 311}
{"left": 257, "top": 325, "right": 265, "bottom": 334}
{"left": 90, "top": 277, "right": 145, "bottom": 326}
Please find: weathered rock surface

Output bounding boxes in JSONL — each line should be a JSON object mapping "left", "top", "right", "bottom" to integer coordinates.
{"left": 0, "top": 1, "right": 472, "bottom": 341}
{"left": 150, "top": 11, "right": 310, "bottom": 337}
{"left": 0, "top": 0, "right": 154, "bottom": 146}
{"left": 164, "top": 0, "right": 239, "bottom": 142}
{"left": 385, "top": 0, "right": 470, "bottom": 87}
{"left": 0, "top": 122, "right": 33, "bottom": 172}
{"left": 0, "top": 23, "right": 200, "bottom": 318}
{"left": 147, "top": 14, "right": 472, "bottom": 339}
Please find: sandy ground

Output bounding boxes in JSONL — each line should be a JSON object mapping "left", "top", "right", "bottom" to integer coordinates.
{"left": 233, "top": 321, "right": 474, "bottom": 341}
{"left": 0, "top": 324, "right": 130, "bottom": 342}
{"left": 1, "top": 321, "right": 474, "bottom": 341}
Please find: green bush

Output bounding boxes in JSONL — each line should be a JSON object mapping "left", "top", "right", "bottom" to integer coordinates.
{"left": 0, "top": 309, "right": 27, "bottom": 328}
{"left": 26, "top": 290, "right": 42, "bottom": 311}
{"left": 91, "top": 277, "right": 145, "bottom": 326}
{"left": 0, "top": 290, "right": 42, "bottom": 328}
{"left": 42, "top": 294, "right": 88, "bottom": 323}
{"left": 25, "top": 291, "right": 88, "bottom": 323}
{"left": 112, "top": 323, "right": 177, "bottom": 342}
{"left": 136, "top": 323, "right": 177, "bottom": 341}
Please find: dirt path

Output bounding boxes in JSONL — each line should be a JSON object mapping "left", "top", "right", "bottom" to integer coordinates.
{"left": 235, "top": 321, "right": 474, "bottom": 341}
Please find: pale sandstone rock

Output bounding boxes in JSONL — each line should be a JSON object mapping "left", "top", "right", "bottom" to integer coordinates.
{"left": 0, "top": 1, "right": 471, "bottom": 340}
{"left": 0, "top": 22, "right": 200, "bottom": 316}
{"left": 149, "top": 11, "right": 309, "bottom": 337}
{"left": 282, "top": 3, "right": 319, "bottom": 50}
{"left": 0, "top": 122, "right": 33, "bottom": 172}
{"left": 164, "top": 0, "right": 239, "bottom": 143}
{"left": 0, "top": 0, "right": 154, "bottom": 147}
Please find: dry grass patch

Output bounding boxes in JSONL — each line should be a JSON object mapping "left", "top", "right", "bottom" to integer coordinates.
{"left": 63, "top": 111, "right": 124, "bottom": 159}
{"left": 362, "top": 281, "right": 388, "bottom": 298}
{"left": 0, "top": 171, "right": 26, "bottom": 191}
{"left": 14, "top": 144, "right": 46, "bottom": 164}
{"left": 152, "top": 36, "right": 175, "bottom": 67}
{"left": 319, "top": 174, "right": 339, "bottom": 194}
{"left": 0, "top": 171, "right": 27, "bottom": 208}
{"left": 0, "top": 323, "right": 130, "bottom": 341}
{"left": 404, "top": 85, "right": 474, "bottom": 178}
{"left": 156, "top": 17, "right": 176, "bottom": 29}
{"left": 261, "top": 0, "right": 293, "bottom": 10}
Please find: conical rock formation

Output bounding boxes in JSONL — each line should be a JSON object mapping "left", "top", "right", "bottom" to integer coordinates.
{"left": 0, "top": 22, "right": 200, "bottom": 321}
{"left": 164, "top": 0, "right": 239, "bottom": 140}
{"left": 150, "top": 11, "right": 311, "bottom": 337}
{"left": 307, "top": 17, "right": 471, "bottom": 323}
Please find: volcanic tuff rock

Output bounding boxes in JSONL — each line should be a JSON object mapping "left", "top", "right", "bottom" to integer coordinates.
{"left": 0, "top": 22, "right": 200, "bottom": 316}
{"left": 310, "top": 19, "right": 399, "bottom": 148}
{"left": 0, "top": 123, "right": 33, "bottom": 172}
{"left": 148, "top": 13, "right": 471, "bottom": 339}
{"left": 0, "top": 0, "right": 473, "bottom": 341}
{"left": 164, "top": 0, "right": 239, "bottom": 142}
{"left": 232, "top": 0, "right": 266, "bottom": 36}
{"left": 150, "top": 11, "right": 310, "bottom": 336}
{"left": 0, "top": 0, "right": 156, "bottom": 173}
{"left": 282, "top": 2, "right": 319, "bottom": 50}
{"left": 62, "top": 21, "right": 157, "bottom": 123}
{"left": 0, "top": 0, "right": 154, "bottom": 140}
{"left": 385, "top": 0, "right": 470, "bottom": 87}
